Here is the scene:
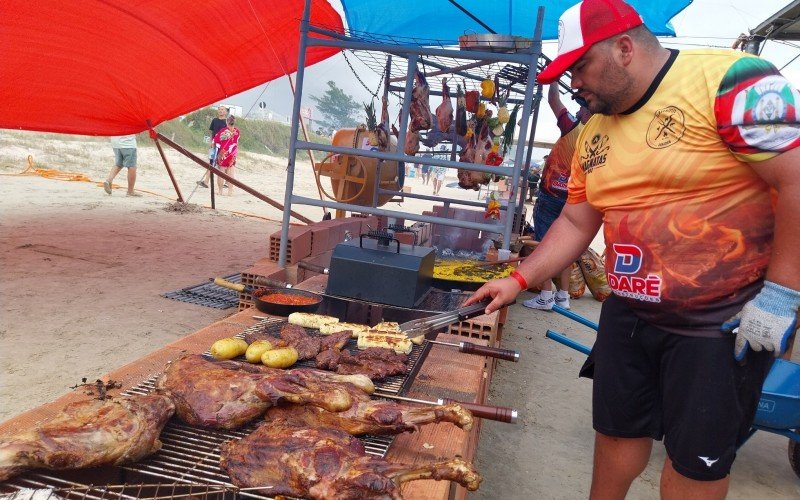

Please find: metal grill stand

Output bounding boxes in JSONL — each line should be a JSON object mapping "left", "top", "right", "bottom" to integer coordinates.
{"left": 278, "top": 0, "right": 547, "bottom": 266}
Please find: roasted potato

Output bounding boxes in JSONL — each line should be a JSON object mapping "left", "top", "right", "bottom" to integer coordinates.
{"left": 210, "top": 337, "right": 248, "bottom": 360}
{"left": 261, "top": 347, "right": 299, "bottom": 368}
{"left": 245, "top": 339, "right": 274, "bottom": 363}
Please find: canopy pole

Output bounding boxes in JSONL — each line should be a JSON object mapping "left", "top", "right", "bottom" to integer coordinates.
{"left": 153, "top": 131, "right": 312, "bottom": 224}
{"left": 280, "top": 0, "right": 314, "bottom": 266}
{"left": 148, "top": 122, "right": 184, "bottom": 202}
{"left": 287, "top": 73, "right": 328, "bottom": 216}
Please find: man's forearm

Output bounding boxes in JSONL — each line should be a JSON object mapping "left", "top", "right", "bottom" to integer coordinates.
{"left": 516, "top": 202, "right": 602, "bottom": 287}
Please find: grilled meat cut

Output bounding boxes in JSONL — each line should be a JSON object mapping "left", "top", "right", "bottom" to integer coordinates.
{"left": 264, "top": 385, "right": 473, "bottom": 436}
{"left": 316, "top": 347, "right": 408, "bottom": 380}
{"left": 0, "top": 395, "right": 174, "bottom": 482}
{"left": 245, "top": 324, "right": 351, "bottom": 361}
{"left": 220, "top": 423, "right": 482, "bottom": 499}
{"left": 155, "top": 355, "right": 374, "bottom": 429}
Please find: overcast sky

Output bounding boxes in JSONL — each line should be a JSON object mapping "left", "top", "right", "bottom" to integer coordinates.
{"left": 221, "top": 0, "right": 799, "bottom": 157}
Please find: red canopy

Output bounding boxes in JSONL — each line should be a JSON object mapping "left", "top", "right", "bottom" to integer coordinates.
{"left": 0, "top": 1, "right": 343, "bottom": 136}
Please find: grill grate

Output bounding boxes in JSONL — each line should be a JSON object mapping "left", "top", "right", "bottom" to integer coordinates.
{"left": 161, "top": 274, "right": 241, "bottom": 310}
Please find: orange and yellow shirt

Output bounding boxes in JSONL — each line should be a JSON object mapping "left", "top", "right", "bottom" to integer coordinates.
{"left": 568, "top": 49, "right": 800, "bottom": 336}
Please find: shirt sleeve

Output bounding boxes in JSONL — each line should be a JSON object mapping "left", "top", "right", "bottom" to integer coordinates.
{"left": 566, "top": 128, "right": 587, "bottom": 204}
{"left": 556, "top": 108, "right": 579, "bottom": 136}
{"left": 715, "top": 56, "right": 800, "bottom": 162}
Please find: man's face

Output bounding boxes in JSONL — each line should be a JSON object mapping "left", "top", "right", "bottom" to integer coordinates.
{"left": 569, "top": 41, "right": 632, "bottom": 115}
{"left": 217, "top": 107, "right": 227, "bottom": 118}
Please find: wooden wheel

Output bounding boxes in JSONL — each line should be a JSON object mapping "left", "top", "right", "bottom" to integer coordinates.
{"left": 313, "top": 152, "right": 369, "bottom": 204}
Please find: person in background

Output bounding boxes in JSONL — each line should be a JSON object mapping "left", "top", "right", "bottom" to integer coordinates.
{"left": 431, "top": 163, "right": 447, "bottom": 195}
{"left": 212, "top": 115, "right": 240, "bottom": 196}
{"left": 466, "top": 0, "right": 799, "bottom": 497}
{"left": 526, "top": 157, "right": 543, "bottom": 202}
{"left": 420, "top": 152, "right": 433, "bottom": 185}
{"left": 104, "top": 134, "right": 140, "bottom": 197}
{"left": 198, "top": 105, "right": 228, "bottom": 188}
{"left": 523, "top": 85, "right": 592, "bottom": 311}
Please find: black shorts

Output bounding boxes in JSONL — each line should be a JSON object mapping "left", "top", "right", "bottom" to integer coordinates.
{"left": 580, "top": 296, "right": 773, "bottom": 481}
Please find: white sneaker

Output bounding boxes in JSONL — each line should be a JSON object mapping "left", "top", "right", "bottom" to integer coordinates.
{"left": 523, "top": 292, "right": 554, "bottom": 311}
{"left": 555, "top": 290, "right": 571, "bottom": 310}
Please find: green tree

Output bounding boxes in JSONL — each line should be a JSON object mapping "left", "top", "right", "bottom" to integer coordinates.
{"left": 309, "top": 81, "right": 361, "bottom": 130}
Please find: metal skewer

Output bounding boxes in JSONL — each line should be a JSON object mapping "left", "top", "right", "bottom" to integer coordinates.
{"left": 426, "top": 339, "right": 520, "bottom": 361}
{"left": 375, "top": 392, "right": 518, "bottom": 423}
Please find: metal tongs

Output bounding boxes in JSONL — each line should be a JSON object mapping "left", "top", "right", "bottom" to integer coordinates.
{"left": 399, "top": 300, "right": 520, "bottom": 362}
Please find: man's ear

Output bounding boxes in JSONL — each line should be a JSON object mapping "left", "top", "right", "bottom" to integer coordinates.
{"left": 614, "top": 35, "right": 635, "bottom": 67}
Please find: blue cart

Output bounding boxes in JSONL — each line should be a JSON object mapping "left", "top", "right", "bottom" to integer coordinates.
{"left": 545, "top": 305, "right": 800, "bottom": 478}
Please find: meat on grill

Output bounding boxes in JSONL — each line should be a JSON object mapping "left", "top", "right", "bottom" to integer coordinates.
{"left": 220, "top": 423, "right": 482, "bottom": 499}
{"left": 316, "top": 347, "right": 408, "bottom": 380}
{"left": 264, "top": 382, "right": 473, "bottom": 435}
{"left": 155, "top": 355, "right": 374, "bottom": 429}
{"left": 244, "top": 324, "right": 351, "bottom": 361}
{"left": 0, "top": 395, "right": 174, "bottom": 482}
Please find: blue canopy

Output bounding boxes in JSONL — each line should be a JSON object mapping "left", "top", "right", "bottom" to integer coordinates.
{"left": 340, "top": 0, "right": 692, "bottom": 42}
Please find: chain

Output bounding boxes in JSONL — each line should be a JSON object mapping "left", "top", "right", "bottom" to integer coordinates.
{"left": 342, "top": 50, "right": 386, "bottom": 100}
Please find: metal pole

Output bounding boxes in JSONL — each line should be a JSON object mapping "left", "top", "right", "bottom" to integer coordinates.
{"left": 501, "top": 7, "right": 544, "bottom": 249}
{"left": 287, "top": 73, "right": 327, "bottom": 216}
{"left": 517, "top": 78, "right": 544, "bottom": 227}
{"left": 280, "top": 0, "right": 313, "bottom": 267}
{"left": 147, "top": 122, "right": 184, "bottom": 202}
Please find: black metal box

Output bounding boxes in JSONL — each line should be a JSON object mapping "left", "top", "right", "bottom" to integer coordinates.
{"left": 326, "top": 237, "right": 435, "bottom": 308}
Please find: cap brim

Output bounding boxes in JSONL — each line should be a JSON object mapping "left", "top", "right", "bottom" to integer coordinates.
{"left": 537, "top": 45, "right": 591, "bottom": 84}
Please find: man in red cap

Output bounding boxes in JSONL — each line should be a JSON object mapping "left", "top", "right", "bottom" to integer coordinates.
{"left": 467, "top": 0, "right": 800, "bottom": 497}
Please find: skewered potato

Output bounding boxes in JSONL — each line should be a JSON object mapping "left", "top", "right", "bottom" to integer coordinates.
{"left": 210, "top": 338, "right": 248, "bottom": 360}
{"left": 245, "top": 340, "right": 275, "bottom": 363}
{"left": 261, "top": 347, "right": 299, "bottom": 368}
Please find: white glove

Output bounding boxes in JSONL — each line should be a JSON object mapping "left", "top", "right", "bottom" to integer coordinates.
{"left": 722, "top": 281, "right": 800, "bottom": 361}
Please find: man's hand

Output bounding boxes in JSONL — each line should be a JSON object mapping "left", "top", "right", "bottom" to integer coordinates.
{"left": 722, "top": 281, "right": 800, "bottom": 361}
{"left": 464, "top": 276, "right": 524, "bottom": 315}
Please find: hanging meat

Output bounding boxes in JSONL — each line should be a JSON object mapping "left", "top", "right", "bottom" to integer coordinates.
{"left": 435, "top": 78, "right": 454, "bottom": 133}
{"left": 220, "top": 423, "right": 482, "bottom": 499}
{"left": 455, "top": 84, "right": 467, "bottom": 136}
{"left": 264, "top": 380, "right": 473, "bottom": 436}
{"left": 409, "top": 70, "right": 431, "bottom": 132}
{"left": 154, "top": 355, "right": 374, "bottom": 429}
{"left": 0, "top": 395, "right": 174, "bottom": 482}
{"left": 404, "top": 128, "right": 420, "bottom": 156}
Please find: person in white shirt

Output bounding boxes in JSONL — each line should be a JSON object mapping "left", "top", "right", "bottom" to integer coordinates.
{"left": 104, "top": 134, "right": 140, "bottom": 196}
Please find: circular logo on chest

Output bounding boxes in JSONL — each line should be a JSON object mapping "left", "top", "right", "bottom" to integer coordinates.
{"left": 646, "top": 106, "right": 686, "bottom": 149}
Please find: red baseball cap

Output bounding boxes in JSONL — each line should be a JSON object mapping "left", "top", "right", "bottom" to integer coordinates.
{"left": 537, "top": 0, "right": 644, "bottom": 84}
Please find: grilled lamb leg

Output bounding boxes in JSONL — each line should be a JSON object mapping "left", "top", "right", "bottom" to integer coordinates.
{"left": 264, "top": 396, "right": 473, "bottom": 435}
{"left": 220, "top": 424, "right": 481, "bottom": 499}
{"left": 155, "top": 355, "right": 373, "bottom": 429}
{"left": 0, "top": 395, "right": 174, "bottom": 482}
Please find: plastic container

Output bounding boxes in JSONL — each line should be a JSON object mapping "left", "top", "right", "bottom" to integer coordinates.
{"left": 498, "top": 249, "right": 511, "bottom": 260}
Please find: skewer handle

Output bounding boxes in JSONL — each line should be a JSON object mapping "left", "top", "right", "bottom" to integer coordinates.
{"left": 459, "top": 342, "right": 520, "bottom": 362}
{"left": 442, "top": 399, "right": 517, "bottom": 423}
